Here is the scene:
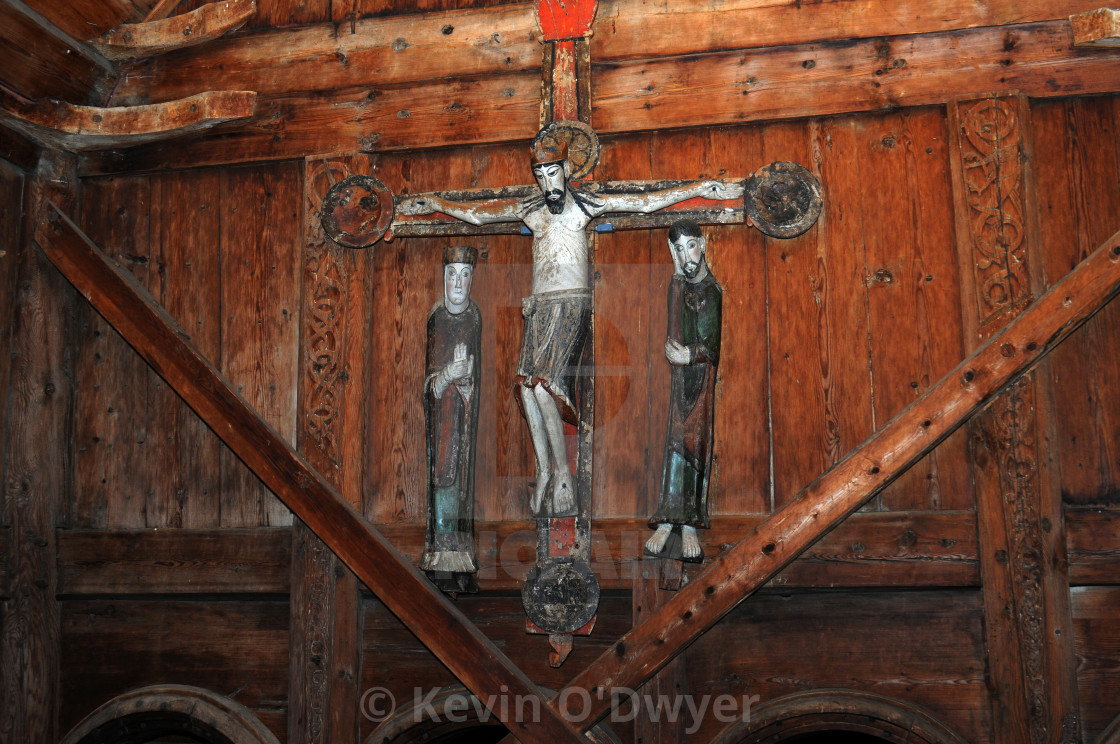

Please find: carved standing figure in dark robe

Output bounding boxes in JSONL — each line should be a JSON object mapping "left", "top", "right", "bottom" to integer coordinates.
{"left": 646, "top": 220, "right": 722, "bottom": 562}
{"left": 420, "top": 245, "right": 481, "bottom": 595}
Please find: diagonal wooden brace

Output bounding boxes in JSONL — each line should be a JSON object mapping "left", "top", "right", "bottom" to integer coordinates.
{"left": 33, "top": 204, "right": 589, "bottom": 744}
{"left": 499, "top": 226, "right": 1120, "bottom": 739}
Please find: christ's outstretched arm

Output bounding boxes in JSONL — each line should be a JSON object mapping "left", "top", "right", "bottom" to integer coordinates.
{"left": 397, "top": 193, "right": 523, "bottom": 226}
{"left": 592, "top": 179, "right": 743, "bottom": 216}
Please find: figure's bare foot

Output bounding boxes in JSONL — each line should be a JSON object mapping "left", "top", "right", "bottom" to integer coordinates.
{"left": 681, "top": 526, "right": 702, "bottom": 559}
{"left": 552, "top": 470, "right": 575, "bottom": 514}
{"left": 646, "top": 524, "right": 673, "bottom": 554}
{"left": 530, "top": 470, "right": 551, "bottom": 515}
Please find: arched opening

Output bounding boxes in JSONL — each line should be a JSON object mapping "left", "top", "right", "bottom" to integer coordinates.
{"left": 59, "top": 685, "right": 280, "bottom": 744}
{"left": 711, "top": 689, "right": 969, "bottom": 744}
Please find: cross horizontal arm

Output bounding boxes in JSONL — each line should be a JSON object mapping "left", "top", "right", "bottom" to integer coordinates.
{"left": 499, "top": 226, "right": 1120, "bottom": 740}
{"left": 34, "top": 204, "right": 589, "bottom": 744}
{"left": 389, "top": 178, "right": 746, "bottom": 240}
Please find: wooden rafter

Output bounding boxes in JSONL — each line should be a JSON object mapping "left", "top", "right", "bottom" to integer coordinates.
{"left": 32, "top": 205, "right": 588, "bottom": 744}
{"left": 88, "top": 0, "right": 256, "bottom": 61}
{"left": 495, "top": 226, "right": 1120, "bottom": 738}
{"left": 0, "top": 89, "right": 255, "bottom": 152}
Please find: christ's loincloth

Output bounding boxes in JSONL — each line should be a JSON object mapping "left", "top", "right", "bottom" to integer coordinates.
{"left": 515, "top": 288, "right": 591, "bottom": 424}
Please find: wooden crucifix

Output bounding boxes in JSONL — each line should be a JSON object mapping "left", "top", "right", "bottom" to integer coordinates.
{"left": 319, "top": 0, "right": 822, "bottom": 667}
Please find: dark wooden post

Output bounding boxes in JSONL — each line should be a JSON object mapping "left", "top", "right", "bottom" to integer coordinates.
{"left": 0, "top": 152, "right": 77, "bottom": 744}
{"left": 631, "top": 561, "right": 687, "bottom": 744}
{"left": 287, "top": 156, "right": 373, "bottom": 744}
{"left": 948, "top": 91, "right": 1081, "bottom": 743}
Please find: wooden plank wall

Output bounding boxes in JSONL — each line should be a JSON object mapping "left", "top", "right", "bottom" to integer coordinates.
{"left": 13, "top": 92, "right": 1120, "bottom": 744}
{"left": 365, "top": 107, "right": 974, "bottom": 524}
{"left": 71, "top": 164, "right": 301, "bottom": 529}
{"left": 1031, "top": 95, "right": 1120, "bottom": 743}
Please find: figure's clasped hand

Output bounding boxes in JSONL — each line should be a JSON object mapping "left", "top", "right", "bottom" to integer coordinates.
{"left": 665, "top": 338, "right": 691, "bottom": 366}
{"left": 448, "top": 343, "right": 473, "bottom": 383}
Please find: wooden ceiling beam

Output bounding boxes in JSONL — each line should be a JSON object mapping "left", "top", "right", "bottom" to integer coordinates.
{"left": 88, "top": 0, "right": 256, "bottom": 61}
{"left": 0, "top": 0, "right": 112, "bottom": 103}
{"left": 33, "top": 205, "right": 589, "bottom": 744}
{"left": 18, "top": 0, "right": 136, "bottom": 43}
{"left": 81, "top": 19, "right": 1120, "bottom": 175}
{"left": 497, "top": 226, "right": 1120, "bottom": 738}
{"left": 0, "top": 89, "right": 256, "bottom": 151}
{"left": 1071, "top": 7, "right": 1120, "bottom": 46}
{"left": 113, "top": 0, "right": 1100, "bottom": 104}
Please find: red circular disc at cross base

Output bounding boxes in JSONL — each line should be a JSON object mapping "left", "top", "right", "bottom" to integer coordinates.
{"left": 320, "top": 175, "right": 395, "bottom": 248}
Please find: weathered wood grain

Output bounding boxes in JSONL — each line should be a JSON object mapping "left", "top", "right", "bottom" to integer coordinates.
{"left": 80, "top": 21, "right": 1120, "bottom": 175}
{"left": 19, "top": 0, "right": 136, "bottom": 43}
{"left": 89, "top": 0, "right": 256, "bottom": 60}
{"left": 58, "top": 599, "right": 290, "bottom": 742}
{"left": 1071, "top": 586, "right": 1120, "bottom": 742}
{"left": 1032, "top": 96, "right": 1120, "bottom": 508}
{"left": 358, "top": 593, "right": 632, "bottom": 742}
{"left": 766, "top": 118, "right": 873, "bottom": 509}
{"left": 57, "top": 528, "right": 291, "bottom": 594}
{"left": 861, "top": 109, "right": 962, "bottom": 511}
{"left": 0, "top": 1, "right": 111, "bottom": 103}
{"left": 0, "top": 160, "right": 24, "bottom": 529}
{"left": 591, "top": 133, "right": 656, "bottom": 519}
{"left": 631, "top": 561, "right": 687, "bottom": 744}
{"left": 1, "top": 153, "right": 78, "bottom": 744}
{"left": 35, "top": 206, "right": 589, "bottom": 744}
{"left": 75, "top": 175, "right": 153, "bottom": 529}
{"left": 686, "top": 589, "right": 990, "bottom": 744}
{"left": 595, "top": 0, "right": 1105, "bottom": 61}
{"left": 1067, "top": 509, "right": 1120, "bottom": 585}
{"left": 497, "top": 222, "right": 1120, "bottom": 737}
{"left": 591, "top": 21, "right": 1120, "bottom": 135}
{"left": 110, "top": 4, "right": 540, "bottom": 104}
{"left": 0, "top": 89, "right": 257, "bottom": 152}
{"left": 147, "top": 168, "right": 223, "bottom": 528}
{"left": 44, "top": 511, "right": 980, "bottom": 595}
{"left": 218, "top": 164, "right": 300, "bottom": 528}
{"left": 0, "top": 125, "right": 41, "bottom": 172}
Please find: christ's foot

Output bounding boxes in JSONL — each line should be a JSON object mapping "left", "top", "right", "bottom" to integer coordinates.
{"left": 645, "top": 523, "right": 673, "bottom": 554}
{"left": 552, "top": 471, "right": 575, "bottom": 515}
{"left": 530, "top": 471, "right": 551, "bottom": 516}
{"left": 681, "top": 526, "right": 702, "bottom": 559}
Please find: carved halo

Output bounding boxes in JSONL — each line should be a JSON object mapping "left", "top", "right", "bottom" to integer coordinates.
{"left": 320, "top": 174, "right": 396, "bottom": 248}
{"left": 744, "top": 161, "right": 824, "bottom": 239}
{"left": 532, "top": 121, "right": 600, "bottom": 181}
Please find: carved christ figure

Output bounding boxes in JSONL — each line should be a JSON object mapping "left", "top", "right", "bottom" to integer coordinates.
{"left": 399, "top": 139, "right": 741, "bottom": 517}
{"left": 420, "top": 246, "right": 482, "bottom": 594}
{"left": 646, "top": 220, "right": 721, "bottom": 562}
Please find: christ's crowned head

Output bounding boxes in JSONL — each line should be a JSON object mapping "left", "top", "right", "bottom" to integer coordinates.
{"left": 530, "top": 139, "right": 572, "bottom": 215}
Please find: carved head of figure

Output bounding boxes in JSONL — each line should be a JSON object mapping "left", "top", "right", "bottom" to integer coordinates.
{"left": 668, "top": 219, "right": 709, "bottom": 283}
{"left": 530, "top": 139, "right": 571, "bottom": 215}
{"left": 443, "top": 245, "right": 478, "bottom": 314}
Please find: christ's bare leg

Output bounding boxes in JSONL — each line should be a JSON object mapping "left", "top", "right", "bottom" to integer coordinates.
{"left": 533, "top": 383, "right": 575, "bottom": 514}
{"left": 520, "top": 385, "right": 552, "bottom": 515}
{"left": 681, "top": 526, "right": 701, "bottom": 559}
{"left": 646, "top": 523, "right": 672, "bottom": 554}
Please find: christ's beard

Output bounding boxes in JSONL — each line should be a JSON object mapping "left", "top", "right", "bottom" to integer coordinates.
{"left": 545, "top": 190, "right": 565, "bottom": 215}
{"left": 683, "top": 262, "right": 701, "bottom": 278}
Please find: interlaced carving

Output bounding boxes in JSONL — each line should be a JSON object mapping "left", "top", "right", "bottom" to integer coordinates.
{"left": 304, "top": 159, "right": 352, "bottom": 465}
{"left": 957, "top": 95, "right": 1031, "bottom": 332}
{"left": 992, "top": 377, "right": 1047, "bottom": 744}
